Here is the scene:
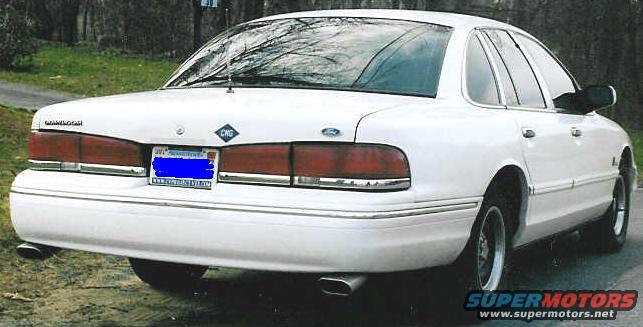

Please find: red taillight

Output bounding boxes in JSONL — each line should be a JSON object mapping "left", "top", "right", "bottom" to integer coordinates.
{"left": 218, "top": 143, "right": 410, "bottom": 191}
{"left": 220, "top": 145, "right": 290, "bottom": 175}
{"left": 28, "top": 132, "right": 144, "bottom": 174}
{"left": 28, "top": 132, "right": 80, "bottom": 162}
{"left": 292, "top": 144, "right": 410, "bottom": 179}
{"left": 81, "top": 135, "right": 142, "bottom": 167}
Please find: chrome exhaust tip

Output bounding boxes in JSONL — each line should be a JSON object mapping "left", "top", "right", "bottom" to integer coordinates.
{"left": 16, "top": 242, "right": 58, "bottom": 260}
{"left": 318, "top": 274, "right": 367, "bottom": 296}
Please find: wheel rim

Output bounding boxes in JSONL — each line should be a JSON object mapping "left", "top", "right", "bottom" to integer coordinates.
{"left": 612, "top": 177, "right": 627, "bottom": 236}
{"left": 477, "top": 206, "right": 506, "bottom": 291}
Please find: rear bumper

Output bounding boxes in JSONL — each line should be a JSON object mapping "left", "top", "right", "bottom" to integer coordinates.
{"left": 10, "top": 170, "right": 480, "bottom": 273}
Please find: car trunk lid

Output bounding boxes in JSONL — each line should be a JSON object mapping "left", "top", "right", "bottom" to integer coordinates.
{"left": 34, "top": 87, "right": 427, "bottom": 146}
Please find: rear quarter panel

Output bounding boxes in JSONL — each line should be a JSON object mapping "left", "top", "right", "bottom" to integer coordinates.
{"left": 355, "top": 103, "right": 529, "bottom": 203}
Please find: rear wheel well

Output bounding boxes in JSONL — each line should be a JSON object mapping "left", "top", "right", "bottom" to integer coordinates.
{"left": 484, "top": 166, "right": 528, "bottom": 241}
{"left": 621, "top": 147, "right": 635, "bottom": 190}
{"left": 621, "top": 147, "right": 633, "bottom": 169}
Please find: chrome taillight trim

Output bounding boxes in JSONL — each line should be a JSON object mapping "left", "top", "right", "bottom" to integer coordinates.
{"left": 218, "top": 173, "right": 411, "bottom": 191}
{"left": 29, "top": 160, "right": 62, "bottom": 170}
{"left": 29, "top": 160, "right": 146, "bottom": 177}
{"left": 294, "top": 176, "right": 411, "bottom": 191}
{"left": 79, "top": 163, "right": 147, "bottom": 177}
{"left": 218, "top": 172, "right": 291, "bottom": 186}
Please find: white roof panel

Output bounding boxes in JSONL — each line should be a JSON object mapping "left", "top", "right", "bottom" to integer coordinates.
{"left": 253, "top": 9, "right": 521, "bottom": 32}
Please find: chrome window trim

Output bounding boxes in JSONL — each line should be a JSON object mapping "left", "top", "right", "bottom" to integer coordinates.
{"left": 509, "top": 31, "right": 585, "bottom": 115}
{"left": 29, "top": 160, "right": 146, "bottom": 177}
{"left": 294, "top": 176, "right": 411, "bottom": 191}
{"left": 508, "top": 30, "right": 555, "bottom": 110}
{"left": 218, "top": 172, "right": 291, "bottom": 186}
{"left": 475, "top": 30, "right": 508, "bottom": 106}
{"left": 508, "top": 31, "right": 581, "bottom": 91}
{"left": 461, "top": 30, "right": 506, "bottom": 110}
{"left": 481, "top": 28, "right": 552, "bottom": 112}
{"left": 505, "top": 106, "right": 559, "bottom": 114}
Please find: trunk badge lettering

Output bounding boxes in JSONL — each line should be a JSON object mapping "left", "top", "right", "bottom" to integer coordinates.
{"left": 321, "top": 128, "right": 342, "bottom": 137}
{"left": 215, "top": 124, "right": 239, "bottom": 142}
{"left": 44, "top": 120, "right": 83, "bottom": 127}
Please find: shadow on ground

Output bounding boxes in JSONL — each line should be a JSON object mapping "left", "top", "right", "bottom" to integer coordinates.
{"left": 149, "top": 231, "right": 643, "bottom": 327}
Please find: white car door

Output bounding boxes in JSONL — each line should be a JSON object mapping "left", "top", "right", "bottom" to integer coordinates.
{"left": 515, "top": 34, "right": 617, "bottom": 228}
{"left": 480, "top": 30, "right": 579, "bottom": 245}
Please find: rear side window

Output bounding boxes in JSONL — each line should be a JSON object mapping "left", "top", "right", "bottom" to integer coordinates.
{"left": 515, "top": 34, "right": 577, "bottom": 109}
{"left": 484, "top": 30, "right": 546, "bottom": 108}
{"left": 465, "top": 35, "right": 500, "bottom": 105}
{"left": 481, "top": 32, "right": 519, "bottom": 106}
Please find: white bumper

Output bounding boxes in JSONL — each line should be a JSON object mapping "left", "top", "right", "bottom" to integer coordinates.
{"left": 10, "top": 170, "right": 480, "bottom": 273}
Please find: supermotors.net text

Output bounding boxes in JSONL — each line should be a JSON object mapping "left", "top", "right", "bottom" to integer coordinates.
{"left": 464, "top": 291, "right": 638, "bottom": 322}
{"left": 478, "top": 309, "right": 616, "bottom": 321}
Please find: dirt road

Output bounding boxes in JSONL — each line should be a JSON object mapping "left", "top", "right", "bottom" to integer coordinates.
{"left": 0, "top": 82, "right": 77, "bottom": 111}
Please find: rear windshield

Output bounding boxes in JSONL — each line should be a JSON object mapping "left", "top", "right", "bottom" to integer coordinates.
{"left": 165, "top": 17, "right": 452, "bottom": 97}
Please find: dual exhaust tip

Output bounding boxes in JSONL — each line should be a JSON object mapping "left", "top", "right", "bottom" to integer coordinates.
{"left": 17, "top": 242, "right": 366, "bottom": 296}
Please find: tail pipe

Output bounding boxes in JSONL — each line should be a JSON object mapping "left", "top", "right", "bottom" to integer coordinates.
{"left": 318, "top": 274, "right": 367, "bottom": 296}
{"left": 16, "top": 242, "right": 58, "bottom": 260}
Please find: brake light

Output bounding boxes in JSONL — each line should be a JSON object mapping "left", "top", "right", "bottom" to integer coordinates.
{"left": 218, "top": 145, "right": 290, "bottom": 185}
{"left": 217, "top": 143, "right": 410, "bottom": 191}
{"left": 28, "top": 132, "right": 79, "bottom": 162}
{"left": 28, "top": 132, "right": 145, "bottom": 176}
{"left": 292, "top": 144, "right": 410, "bottom": 190}
{"left": 80, "top": 135, "right": 142, "bottom": 167}
{"left": 292, "top": 144, "right": 409, "bottom": 179}
{"left": 220, "top": 145, "right": 290, "bottom": 175}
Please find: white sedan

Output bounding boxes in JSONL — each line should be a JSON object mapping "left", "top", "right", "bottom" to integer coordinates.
{"left": 10, "top": 10, "right": 637, "bottom": 295}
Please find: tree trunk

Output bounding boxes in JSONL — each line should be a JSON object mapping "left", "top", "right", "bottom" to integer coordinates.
{"left": 61, "top": 0, "right": 80, "bottom": 45}
{"left": 82, "top": 0, "right": 90, "bottom": 41}
{"left": 627, "top": 3, "right": 642, "bottom": 127}
{"left": 192, "top": 0, "right": 204, "bottom": 51}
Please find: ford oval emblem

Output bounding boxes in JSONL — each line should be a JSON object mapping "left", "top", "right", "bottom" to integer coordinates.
{"left": 321, "top": 128, "right": 342, "bottom": 137}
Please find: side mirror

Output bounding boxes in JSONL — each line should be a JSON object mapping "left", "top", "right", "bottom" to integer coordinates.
{"left": 576, "top": 85, "right": 617, "bottom": 114}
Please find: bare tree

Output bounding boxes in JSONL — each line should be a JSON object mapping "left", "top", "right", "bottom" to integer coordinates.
{"left": 192, "top": 0, "right": 204, "bottom": 51}
{"left": 61, "top": 0, "right": 80, "bottom": 45}
{"left": 24, "top": 0, "right": 643, "bottom": 128}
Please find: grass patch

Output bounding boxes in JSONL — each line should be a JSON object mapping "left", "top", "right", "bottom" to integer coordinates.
{"left": 0, "top": 46, "right": 178, "bottom": 97}
{"left": 0, "top": 106, "right": 32, "bottom": 241}
{"left": 628, "top": 129, "right": 643, "bottom": 176}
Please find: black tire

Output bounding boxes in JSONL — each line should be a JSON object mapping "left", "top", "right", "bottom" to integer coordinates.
{"left": 580, "top": 173, "right": 630, "bottom": 252}
{"left": 128, "top": 258, "right": 208, "bottom": 290}
{"left": 453, "top": 192, "right": 513, "bottom": 292}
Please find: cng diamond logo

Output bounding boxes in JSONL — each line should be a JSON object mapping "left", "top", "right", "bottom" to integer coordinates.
{"left": 215, "top": 124, "right": 239, "bottom": 142}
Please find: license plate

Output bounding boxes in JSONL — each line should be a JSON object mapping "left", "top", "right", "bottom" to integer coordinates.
{"left": 149, "top": 146, "right": 219, "bottom": 190}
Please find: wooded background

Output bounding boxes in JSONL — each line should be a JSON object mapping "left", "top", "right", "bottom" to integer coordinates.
{"left": 10, "top": 0, "right": 643, "bottom": 128}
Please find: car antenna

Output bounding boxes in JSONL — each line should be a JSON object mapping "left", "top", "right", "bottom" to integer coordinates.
{"left": 225, "top": 7, "right": 234, "bottom": 94}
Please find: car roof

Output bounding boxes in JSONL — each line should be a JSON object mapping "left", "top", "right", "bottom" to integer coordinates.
{"left": 253, "top": 9, "right": 523, "bottom": 32}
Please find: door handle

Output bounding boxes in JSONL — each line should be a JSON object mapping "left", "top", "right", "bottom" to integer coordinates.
{"left": 522, "top": 128, "right": 536, "bottom": 138}
{"left": 571, "top": 128, "right": 583, "bottom": 137}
